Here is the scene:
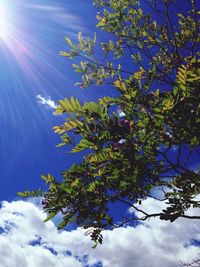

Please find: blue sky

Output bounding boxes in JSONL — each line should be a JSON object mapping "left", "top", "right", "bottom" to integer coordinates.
{"left": 0, "top": 1, "right": 199, "bottom": 266}
{"left": 0, "top": 0, "right": 99, "bottom": 200}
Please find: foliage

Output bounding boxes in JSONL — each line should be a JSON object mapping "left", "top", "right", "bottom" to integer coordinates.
{"left": 19, "top": 0, "right": 200, "bottom": 245}
{"left": 181, "top": 256, "right": 200, "bottom": 267}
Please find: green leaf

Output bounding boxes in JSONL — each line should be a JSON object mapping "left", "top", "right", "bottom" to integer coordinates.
{"left": 173, "top": 86, "right": 179, "bottom": 96}
{"left": 43, "top": 211, "right": 58, "bottom": 223}
{"left": 17, "top": 189, "right": 43, "bottom": 197}
{"left": 162, "top": 97, "right": 174, "bottom": 111}
{"left": 72, "top": 138, "right": 96, "bottom": 153}
{"left": 87, "top": 181, "right": 99, "bottom": 192}
{"left": 41, "top": 174, "right": 55, "bottom": 185}
{"left": 65, "top": 37, "right": 75, "bottom": 48}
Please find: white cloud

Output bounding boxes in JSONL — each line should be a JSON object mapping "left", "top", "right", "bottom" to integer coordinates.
{"left": 0, "top": 199, "right": 199, "bottom": 267}
{"left": 0, "top": 200, "right": 83, "bottom": 267}
{"left": 36, "top": 94, "right": 58, "bottom": 110}
{"left": 117, "top": 107, "right": 126, "bottom": 117}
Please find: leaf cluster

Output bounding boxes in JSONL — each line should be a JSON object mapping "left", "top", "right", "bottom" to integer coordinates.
{"left": 19, "top": 0, "right": 200, "bottom": 245}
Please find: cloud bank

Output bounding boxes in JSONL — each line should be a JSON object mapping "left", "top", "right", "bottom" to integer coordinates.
{"left": 0, "top": 199, "right": 199, "bottom": 267}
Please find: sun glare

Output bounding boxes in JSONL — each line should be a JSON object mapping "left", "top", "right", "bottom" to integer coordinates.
{"left": 0, "top": 0, "right": 80, "bottom": 88}
{"left": 0, "top": 3, "right": 8, "bottom": 38}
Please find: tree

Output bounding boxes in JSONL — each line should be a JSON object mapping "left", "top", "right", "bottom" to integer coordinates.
{"left": 181, "top": 256, "right": 200, "bottom": 267}
{"left": 19, "top": 0, "right": 200, "bottom": 245}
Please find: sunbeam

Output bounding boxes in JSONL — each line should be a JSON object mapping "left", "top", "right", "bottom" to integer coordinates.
{"left": 0, "top": 0, "right": 91, "bottom": 199}
{"left": 0, "top": 1, "right": 10, "bottom": 39}
{"left": 0, "top": 1, "right": 86, "bottom": 91}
